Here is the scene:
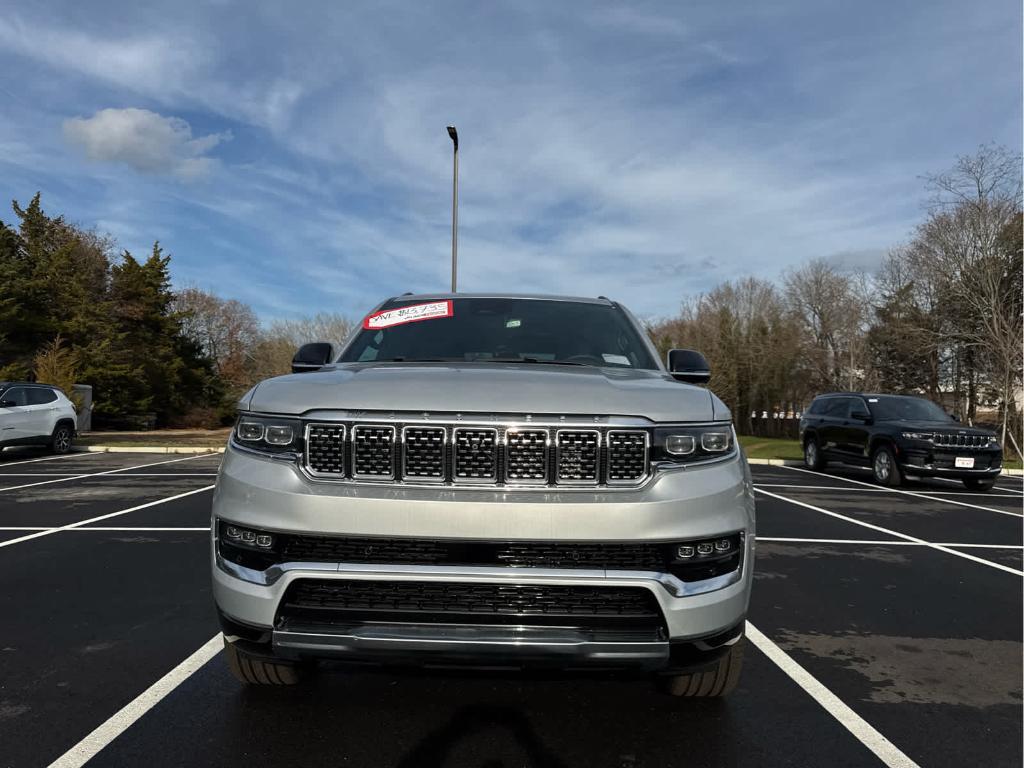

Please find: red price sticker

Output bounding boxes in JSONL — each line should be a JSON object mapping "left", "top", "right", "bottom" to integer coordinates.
{"left": 363, "top": 300, "right": 453, "bottom": 330}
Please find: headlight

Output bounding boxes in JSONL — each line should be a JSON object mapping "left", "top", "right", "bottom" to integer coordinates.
{"left": 233, "top": 414, "right": 302, "bottom": 454}
{"left": 652, "top": 425, "right": 735, "bottom": 463}
{"left": 900, "top": 432, "right": 934, "bottom": 441}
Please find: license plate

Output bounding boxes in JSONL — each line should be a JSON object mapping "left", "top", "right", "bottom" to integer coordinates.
{"left": 955, "top": 457, "right": 975, "bottom": 469}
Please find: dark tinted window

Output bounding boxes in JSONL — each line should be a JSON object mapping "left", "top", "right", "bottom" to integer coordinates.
{"left": 27, "top": 388, "right": 58, "bottom": 405}
{"left": 0, "top": 387, "right": 29, "bottom": 407}
{"left": 822, "top": 398, "right": 849, "bottom": 417}
{"left": 340, "top": 298, "right": 658, "bottom": 369}
{"left": 806, "top": 399, "right": 826, "bottom": 415}
{"left": 867, "top": 396, "right": 952, "bottom": 422}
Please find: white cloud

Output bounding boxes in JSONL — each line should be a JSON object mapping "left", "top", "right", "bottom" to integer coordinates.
{"left": 63, "top": 108, "right": 230, "bottom": 178}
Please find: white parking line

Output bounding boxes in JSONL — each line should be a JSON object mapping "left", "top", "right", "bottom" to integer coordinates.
{"left": 759, "top": 537, "right": 1022, "bottom": 549}
{"left": 754, "top": 483, "right": 1022, "bottom": 499}
{"left": 47, "top": 634, "right": 223, "bottom": 768}
{"left": 0, "top": 454, "right": 216, "bottom": 492}
{"left": 746, "top": 622, "right": 921, "bottom": 768}
{"left": 780, "top": 465, "right": 1023, "bottom": 518}
{"left": 0, "top": 452, "right": 102, "bottom": 468}
{"left": 0, "top": 527, "right": 211, "bottom": 532}
{"left": 0, "top": 485, "right": 215, "bottom": 549}
{"left": 755, "top": 488, "right": 1023, "bottom": 576}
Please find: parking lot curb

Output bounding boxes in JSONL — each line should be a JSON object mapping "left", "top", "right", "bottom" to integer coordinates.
{"left": 73, "top": 446, "right": 225, "bottom": 454}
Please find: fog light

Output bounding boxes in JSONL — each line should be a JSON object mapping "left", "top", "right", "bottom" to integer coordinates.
{"left": 225, "top": 526, "right": 242, "bottom": 539}
{"left": 255, "top": 534, "right": 274, "bottom": 548}
{"left": 696, "top": 542, "right": 714, "bottom": 556}
{"left": 715, "top": 539, "right": 732, "bottom": 552}
{"left": 677, "top": 545, "right": 695, "bottom": 558}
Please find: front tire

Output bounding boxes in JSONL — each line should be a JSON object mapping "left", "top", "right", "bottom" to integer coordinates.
{"left": 50, "top": 424, "right": 73, "bottom": 454}
{"left": 224, "top": 640, "right": 305, "bottom": 685}
{"left": 871, "top": 445, "right": 902, "bottom": 486}
{"left": 804, "top": 437, "right": 825, "bottom": 470}
{"left": 659, "top": 639, "right": 745, "bottom": 697}
{"left": 963, "top": 478, "right": 996, "bottom": 492}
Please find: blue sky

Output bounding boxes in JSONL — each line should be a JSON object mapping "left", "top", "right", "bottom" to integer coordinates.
{"left": 0, "top": 1, "right": 1019, "bottom": 323}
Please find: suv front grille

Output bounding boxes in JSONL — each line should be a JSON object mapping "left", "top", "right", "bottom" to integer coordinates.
{"left": 304, "top": 419, "right": 652, "bottom": 487}
{"left": 277, "top": 580, "right": 665, "bottom": 630}
{"left": 932, "top": 433, "right": 990, "bottom": 449}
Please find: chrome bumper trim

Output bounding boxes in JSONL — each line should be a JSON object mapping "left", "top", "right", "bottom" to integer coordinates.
{"left": 901, "top": 464, "right": 1002, "bottom": 476}
{"left": 272, "top": 622, "right": 669, "bottom": 667}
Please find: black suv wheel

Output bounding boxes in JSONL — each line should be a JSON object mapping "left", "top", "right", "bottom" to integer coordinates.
{"left": 803, "top": 437, "right": 825, "bottom": 470}
{"left": 871, "top": 445, "right": 902, "bottom": 486}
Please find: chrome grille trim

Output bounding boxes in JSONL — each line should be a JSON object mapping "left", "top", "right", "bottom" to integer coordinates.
{"left": 305, "top": 423, "right": 346, "bottom": 476}
{"left": 293, "top": 415, "right": 722, "bottom": 489}
{"left": 452, "top": 427, "right": 499, "bottom": 483}
{"left": 932, "top": 433, "right": 990, "bottom": 450}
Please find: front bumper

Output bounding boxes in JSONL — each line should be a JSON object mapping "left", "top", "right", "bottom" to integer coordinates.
{"left": 899, "top": 446, "right": 1002, "bottom": 478}
{"left": 211, "top": 444, "right": 756, "bottom": 666}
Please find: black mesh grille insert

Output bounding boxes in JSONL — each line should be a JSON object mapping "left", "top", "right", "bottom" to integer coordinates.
{"left": 402, "top": 427, "right": 445, "bottom": 479}
{"left": 556, "top": 430, "right": 599, "bottom": 482}
{"left": 607, "top": 431, "right": 647, "bottom": 482}
{"left": 279, "top": 535, "right": 667, "bottom": 570}
{"left": 454, "top": 428, "right": 498, "bottom": 480}
{"left": 352, "top": 426, "right": 395, "bottom": 477}
{"left": 307, "top": 424, "right": 346, "bottom": 474}
{"left": 506, "top": 430, "right": 548, "bottom": 482}
{"left": 279, "top": 580, "right": 663, "bottom": 626}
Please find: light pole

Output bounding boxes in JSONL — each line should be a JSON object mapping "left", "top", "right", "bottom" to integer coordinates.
{"left": 447, "top": 125, "right": 458, "bottom": 292}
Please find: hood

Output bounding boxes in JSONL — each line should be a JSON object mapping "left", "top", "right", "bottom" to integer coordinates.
{"left": 245, "top": 362, "right": 728, "bottom": 423}
{"left": 887, "top": 420, "right": 996, "bottom": 436}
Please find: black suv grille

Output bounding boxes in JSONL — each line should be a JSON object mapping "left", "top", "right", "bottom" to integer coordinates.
{"left": 932, "top": 433, "right": 990, "bottom": 449}
{"left": 278, "top": 580, "right": 663, "bottom": 629}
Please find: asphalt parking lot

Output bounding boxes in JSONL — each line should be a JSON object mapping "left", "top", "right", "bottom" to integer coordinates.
{"left": 0, "top": 449, "right": 1020, "bottom": 768}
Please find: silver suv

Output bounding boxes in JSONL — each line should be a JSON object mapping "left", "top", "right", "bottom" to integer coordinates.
{"left": 0, "top": 382, "right": 77, "bottom": 454}
{"left": 212, "top": 294, "right": 755, "bottom": 696}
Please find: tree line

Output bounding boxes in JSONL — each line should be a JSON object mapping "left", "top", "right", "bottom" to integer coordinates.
{"left": 0, "top": 193, "right": 351, "bottom": 428}
{"left": 648, "top": 145, "right": 1022, "bottom": 451}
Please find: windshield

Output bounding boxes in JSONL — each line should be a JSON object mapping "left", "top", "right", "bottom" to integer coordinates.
{"left": 339, "top": 297, "right": 658, "bottom": 369}
{"left": 867, "top": 396, "right": 953, "bottom": 422}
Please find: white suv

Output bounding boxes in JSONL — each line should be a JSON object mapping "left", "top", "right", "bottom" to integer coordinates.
{"left": 0, "top": 383, "right": 78, "bottom": 454}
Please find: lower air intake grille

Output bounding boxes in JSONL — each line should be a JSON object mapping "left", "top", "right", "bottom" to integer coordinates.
{"left": 279, "top": 580, "right": 663, "bottom": 627}
{"left": 556, "top": 430, "right": 600, "bottom": 482}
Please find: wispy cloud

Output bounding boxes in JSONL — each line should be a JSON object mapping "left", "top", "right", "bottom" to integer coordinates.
{"left": 63, "top": 108, "right": 231, "bottom": 178}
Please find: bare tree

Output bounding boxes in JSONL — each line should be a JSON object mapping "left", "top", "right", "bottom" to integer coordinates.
{"left": 173, "top": 287, "right": 261, "bottom": 391}
{"left": 908, "top": 145, "right": 1023, "bottom": 446}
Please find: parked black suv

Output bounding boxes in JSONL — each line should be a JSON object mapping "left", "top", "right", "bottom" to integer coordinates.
{"left": 799, "top": 393, "right": 1003, "bottom": 491}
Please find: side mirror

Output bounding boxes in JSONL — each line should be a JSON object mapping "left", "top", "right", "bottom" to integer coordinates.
{"left": 291, "top": 342, "right": 337, "bottom": 374}
{"left": 950, "top": 413, "right": 961, "bottom": 423}
{"left": 0, "top": 399, "right": 14, "bottom": 408}
{"left": 666, "top": 349, "right": 711, "bottom": 384}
